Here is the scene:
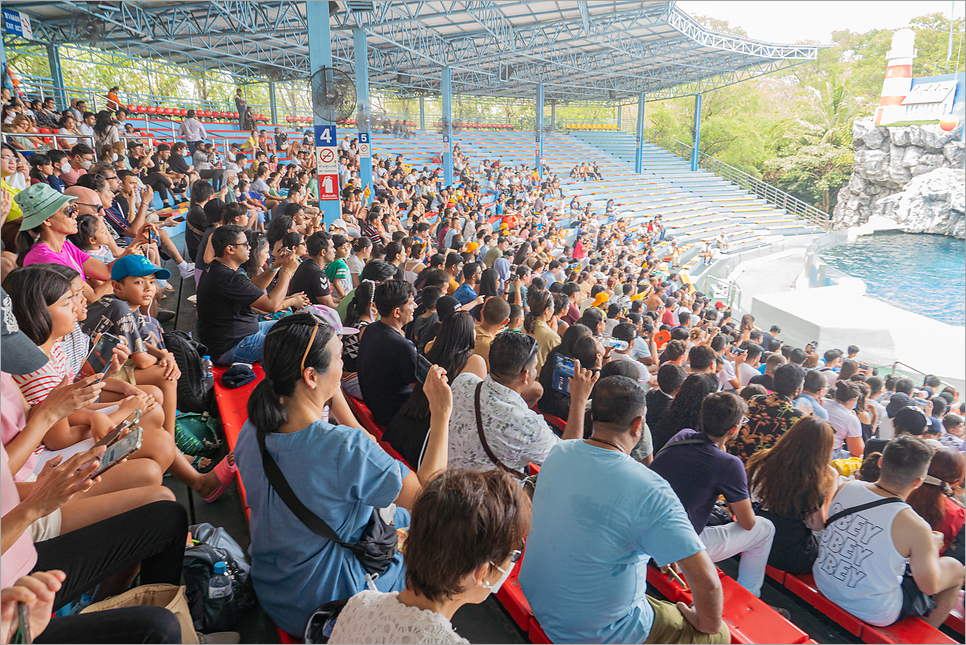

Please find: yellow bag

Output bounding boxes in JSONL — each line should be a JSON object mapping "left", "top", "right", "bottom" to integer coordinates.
{"left": 831, "top": 456, "right": 863, "bottom": 477}
{"left": 81, "top": 583, "right": 199, "bottom": 644}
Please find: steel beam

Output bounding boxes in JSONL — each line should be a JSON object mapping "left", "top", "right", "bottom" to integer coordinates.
{"left": 441, "top": 66, "right": 453, "bottom": 188}
{"left": 269, "top": 80, "right": 278, "bottom": 124}
{"left": 691, "top": 93, "right": 702, "bottom": 172}
{"left": 635, "top": 92, "right": 645, "bottom": 174}
{"left": 419, "top": 96, "right": 425, "bottom": 131}
{"left": 46, "top": 43, "right": 67, "bottom": 109}
{"left": 306, "top": 0, "right": 339, "bottom": 226}
{"left": 536, "top": 83, "right": 544, "bottom": 181}
{"left": 353, "top": 27, "right": 372, "bottom": 206}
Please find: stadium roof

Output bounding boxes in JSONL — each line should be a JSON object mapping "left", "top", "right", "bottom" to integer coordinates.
{"left": 3, "top": 1, "right": 822, "bottom": 102}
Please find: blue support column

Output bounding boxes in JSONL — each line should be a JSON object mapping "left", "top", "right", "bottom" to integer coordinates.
{"left": 535, "top": 83, "right": 544, "bottom": 180}
{"left": 306, "top": 0, "right": 340, "bottom": 226}
{"left": 691, "top": 93, "right": 703, "bottom": 172}
{"left": 634, "top": 92, "right": 645, "bottom": 174}
{"left": 419, "top": 97, "right": 425, "bottom": 131}
{"left": 550, "top": 101, "right": 556, "bottom": 131}
{"left": 441, "top": 67, "right": 453, "bottom": 188}
{"left": 353, "top": 27, "right": 373, "bottom": 206}
{"left": 268, "top": 81, "right": 278, "bottom": 125}
{"left": 46, "top": 44, "right": 67, "bottom": 110}
{"left": 617, "top": 105, "right": 622, "bottom": 131}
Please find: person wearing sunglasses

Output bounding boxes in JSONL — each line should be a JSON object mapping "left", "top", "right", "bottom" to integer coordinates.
{"left": 14, "top": 183, "right": 143, "bottom": 303}
{"left": 196, "top": 224, "right": 307, "bottom": 366}
{"left": 329, "top": 469, "right": 530, "bottom": 644}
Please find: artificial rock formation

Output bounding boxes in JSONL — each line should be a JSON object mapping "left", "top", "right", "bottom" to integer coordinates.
{"left": 832, "top": 116, "right": 965, "bottom": 236}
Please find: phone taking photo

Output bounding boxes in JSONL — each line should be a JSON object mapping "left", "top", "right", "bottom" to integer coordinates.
{"left": 77, "top": 333, "right": 121, "bottom": 381}
{"left": 552, "top": 354, "right": 576, "bottom": 395}
{"left": 415, "top": 355, "right": 433, "bottom": 384}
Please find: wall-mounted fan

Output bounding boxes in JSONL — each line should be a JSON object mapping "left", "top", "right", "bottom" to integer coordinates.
{"left": 309, "top": 67, "right": 355, "bottom": 124}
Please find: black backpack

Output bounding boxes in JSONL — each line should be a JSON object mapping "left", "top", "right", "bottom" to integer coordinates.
{"left": 163, "top": 330, "right": 212, "bottom": 413}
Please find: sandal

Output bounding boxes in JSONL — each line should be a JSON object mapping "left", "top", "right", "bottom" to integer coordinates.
{"left": 203, "top": 453, "right": 237, "bottom": 503}
{"left": 191, "top": 454, "right": 214, "bottom": 473}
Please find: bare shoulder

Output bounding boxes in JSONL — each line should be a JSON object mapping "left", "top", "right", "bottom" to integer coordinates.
{"left": 891, "top": 506, "right": 933, "bottom": 557}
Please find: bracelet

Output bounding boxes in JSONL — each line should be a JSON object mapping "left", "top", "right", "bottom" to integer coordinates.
{"left": 281, "top": 269, "right": 295, "bottom": 277}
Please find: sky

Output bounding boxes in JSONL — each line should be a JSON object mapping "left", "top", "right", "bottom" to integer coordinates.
{"left": 677, "top": 1, "right": 964, "bottom": 45}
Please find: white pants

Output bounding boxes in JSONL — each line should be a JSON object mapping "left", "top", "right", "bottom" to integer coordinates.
{"left": 699, "top": 517, "right": 775, "bottom": 597}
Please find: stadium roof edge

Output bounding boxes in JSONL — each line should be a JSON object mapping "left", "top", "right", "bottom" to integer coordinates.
{"left": 2, "top": 1, "right": 825, "bottom": 102}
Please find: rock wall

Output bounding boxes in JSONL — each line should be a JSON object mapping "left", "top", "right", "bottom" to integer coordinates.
{"left": 832, "top": 116, "right": 965, "bottom": 237}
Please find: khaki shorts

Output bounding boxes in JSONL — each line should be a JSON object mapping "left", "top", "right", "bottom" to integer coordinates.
{"left": 644, "top": 595, "right": 730, "bottom": 644}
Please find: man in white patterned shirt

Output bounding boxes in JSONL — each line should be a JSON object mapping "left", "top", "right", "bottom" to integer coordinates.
{"left": 446, "top": 331, "right": 596, "bottom": 475}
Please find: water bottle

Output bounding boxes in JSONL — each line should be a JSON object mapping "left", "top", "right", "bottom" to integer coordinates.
{"left": 201, "top": 355, "right": 213, "bottom": 380}
{"left": 208, "top": 561, "right": 232, "bottom": 600}
{"left": 601, "top": 337, "right": 629, "bottom": 352}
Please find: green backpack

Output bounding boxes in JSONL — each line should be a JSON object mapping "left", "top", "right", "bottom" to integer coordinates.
{"left": 175, "top": 411, "right": 221, "bottom": 457}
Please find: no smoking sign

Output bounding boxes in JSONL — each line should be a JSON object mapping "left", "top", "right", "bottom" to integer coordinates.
{"left": 316, "top": 145, "right": 338, "bottom": 174}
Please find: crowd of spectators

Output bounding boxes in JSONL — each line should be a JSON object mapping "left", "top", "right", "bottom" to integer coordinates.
{"left": 0, "top": 85, "right": 963, "bottom": 644}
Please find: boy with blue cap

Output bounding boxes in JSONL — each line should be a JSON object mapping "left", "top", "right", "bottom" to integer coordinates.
{"left": 82, "top": 254, "right": 238, "bottom": 498}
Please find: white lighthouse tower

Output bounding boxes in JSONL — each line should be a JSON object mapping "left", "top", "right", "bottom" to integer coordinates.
{"left": 874, "top": 29, "right": 916, "bottom": 127}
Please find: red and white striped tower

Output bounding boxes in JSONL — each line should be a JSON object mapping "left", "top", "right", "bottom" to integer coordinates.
{"left": 874, "top": 29, "right": 916, "bottom": 126}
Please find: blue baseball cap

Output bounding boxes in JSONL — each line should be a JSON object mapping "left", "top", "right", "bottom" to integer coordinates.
{"left": 111, "top": 254, "right": 172, "bottom": 281}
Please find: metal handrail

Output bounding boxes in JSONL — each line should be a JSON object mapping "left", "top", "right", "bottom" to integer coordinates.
{"left": 887, "top": 362, "right": 960, "bottom": 395}
{"left": 640, "top": 125, "right": 831, "bottom": 231}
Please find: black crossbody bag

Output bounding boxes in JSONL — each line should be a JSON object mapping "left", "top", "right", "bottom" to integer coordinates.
{"left": 257, "top": 433, "right": 398, "bottom": 577}
{"left": 475, "top": 381, "right": 539, "bottom": 497}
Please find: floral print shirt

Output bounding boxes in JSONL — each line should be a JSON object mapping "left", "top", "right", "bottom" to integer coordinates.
{"left": 447, "top": 372, "right": 559, "bottom": 474}
{"left": 727, "top": 393, "right": 804, "bottom": 462}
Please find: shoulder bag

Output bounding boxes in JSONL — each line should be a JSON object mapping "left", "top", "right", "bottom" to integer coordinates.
{"left": 475, "top": 381, "right": 539, "bottom": 496}
{"left": 258, "top": 432, "right": 398, "bottom": 577}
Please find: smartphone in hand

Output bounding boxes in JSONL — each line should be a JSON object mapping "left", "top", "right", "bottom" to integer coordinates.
{"left": 77, "top": 333, "right": 122, "bottom": 381}
{"left": 90, "top": 427, "right": 143, "bottom": 478}
{"left": 415, "top": 355, "right": 433, "bottom": 384}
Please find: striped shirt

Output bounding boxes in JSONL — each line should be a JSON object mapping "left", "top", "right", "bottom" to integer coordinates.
{"left": 12, "top": 344, "right": 73, "bottom": 406}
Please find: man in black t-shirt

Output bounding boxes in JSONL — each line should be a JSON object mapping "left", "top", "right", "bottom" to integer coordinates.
{"left": 356, "top": 280, "right": 418, "bottom": 426}
{"left": 289, "top": 230, "right": 337, "bottom": 308}
{"left": 197, "top": 225, "right": 307, "bottom": 365}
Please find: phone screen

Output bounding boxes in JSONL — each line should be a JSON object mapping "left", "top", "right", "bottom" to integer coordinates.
{"left": 77, "top": 333, "right": 121, "bottom": 381}
{"left": 415, "top": 355, "right": 433, "bottom": 384}
{"left": 172, "top": 216, "right": 186, "bottom": 223}
{"left": 91, "top": 427, "right": 142, "bottom": 478}
{"left": 552, "top": 354, "right": 575, "bottom": 395}
{"left": 93, "top": 409, "right": 142, "bottom": 449}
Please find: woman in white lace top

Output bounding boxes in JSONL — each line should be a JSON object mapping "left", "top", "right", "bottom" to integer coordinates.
{"left": 329, "top": 469, "right": 532, "bottom": 644}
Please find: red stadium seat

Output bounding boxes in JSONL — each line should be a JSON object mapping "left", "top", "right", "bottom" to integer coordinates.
{"left": 146, "top": 106, "right": 157, "bottom": 115}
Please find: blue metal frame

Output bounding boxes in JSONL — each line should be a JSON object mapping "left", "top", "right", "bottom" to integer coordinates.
{"left": 46, "top": 42, "right": 66, "bottom": 108}
{"left": 3, "top": 1, "right": 822, "bottom": 105}
{"left": 419, "top": 96, "right": 425, "bottom": 131}
{"left": 535, "top": 83, "right": 544, "bottom": 180}
{"left": 634, "top": 92, "right": 645, "bottom": 174}
{"left": 306, "top": 0, "right": 339, "bottom": 226}
{"left": 353, "top": 26, "right": 372, "bottom": 206}
{"left": 268, "top": 81, "right": 278, "bottom": 125}
{"left": 691, "top": 93, "right": 702, "bottom": 173}
{"left": 441, "top": 66, "right": 453, "bottom": 188}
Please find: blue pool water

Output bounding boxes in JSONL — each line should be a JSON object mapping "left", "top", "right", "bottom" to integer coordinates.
{"left": 820, "top": 232, "right": 965, "bottom": 326}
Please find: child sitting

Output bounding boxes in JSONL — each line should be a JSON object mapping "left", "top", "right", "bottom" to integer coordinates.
{"left": 81, "top": 254, "right": 237, "bottom": 502}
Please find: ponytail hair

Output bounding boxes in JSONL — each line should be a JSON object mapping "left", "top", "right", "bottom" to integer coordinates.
{"left": 15, "top": 228, "right": 40, "bottom": 266}
{"left": 247, "top": 313, "right": 336, "bottom": 443}
{"left": 524, "top": 289, "right": 551, "bottom": 335}
{"left": 344, "top": 280, "right": 376, "bottom": 328}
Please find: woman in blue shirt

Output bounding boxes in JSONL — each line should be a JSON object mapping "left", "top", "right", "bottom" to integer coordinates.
{"left": 235, "top": 312, "right": 453, "bottom": 636}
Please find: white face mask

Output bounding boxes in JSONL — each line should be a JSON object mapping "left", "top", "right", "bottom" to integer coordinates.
{"left": 79, "top": 160, "right": 92, "bottom": 170}
{"left": 481, "top": 563, "right": 512, "bottom": 594}
{"left": 61, "top": 162, "right": 71, "bottom": 174}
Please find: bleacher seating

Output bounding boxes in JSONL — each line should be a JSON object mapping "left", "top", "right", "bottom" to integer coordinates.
{"left": 763, "top": 566, "right": 958, "bottom": 645}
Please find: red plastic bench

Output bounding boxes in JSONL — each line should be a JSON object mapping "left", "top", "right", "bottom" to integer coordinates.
{"left": 342, "top": 391, "right": 385, "bottom": 441}
{"left": 211, "top": 363, "right": 264, "bottom": 519}
{"left": 767, "top": 570, "right": 957, "bottom": 644}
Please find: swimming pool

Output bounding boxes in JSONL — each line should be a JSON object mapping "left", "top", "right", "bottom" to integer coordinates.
{"left": 820, "top": 232, "right": 966, "bottom": 326}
